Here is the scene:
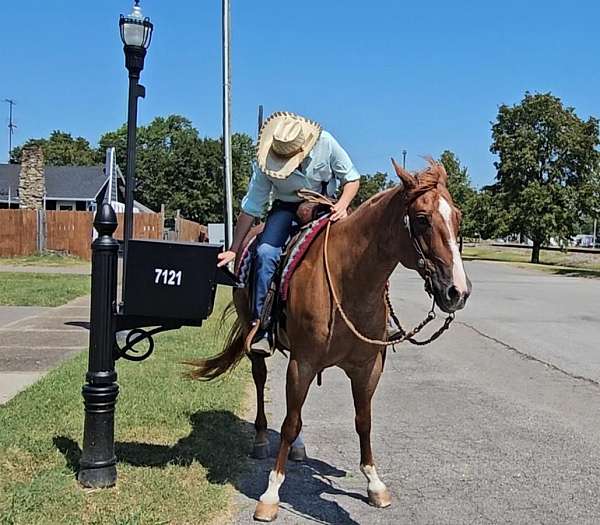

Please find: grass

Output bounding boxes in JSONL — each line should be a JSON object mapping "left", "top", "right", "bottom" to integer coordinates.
{"left": 0, "top": 253, "right": 88, "bottom": 267}
{"left": 0, "top": 289, "right": 252, "bottom": 525}
{"left": 463, "top": 245, "right": 600, "bottom": 278}
{"left": 0, "top": 272, "right": 91, "bottom": 307}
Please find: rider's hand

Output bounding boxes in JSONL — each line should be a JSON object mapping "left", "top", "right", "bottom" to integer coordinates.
{"left": 217, "top": 250, "right": 236, "bottom": 267}
{"left": 330, "top": 202, "right": 349, "bottom": 222}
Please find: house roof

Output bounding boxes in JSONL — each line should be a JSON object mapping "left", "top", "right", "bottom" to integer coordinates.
{"left": 0, "top": 164, "right": 107, "bottom": 202}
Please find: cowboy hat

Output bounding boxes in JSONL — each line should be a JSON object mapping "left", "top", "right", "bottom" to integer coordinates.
{"left": 256, "top": 112, "right": 322, "bottom": 180}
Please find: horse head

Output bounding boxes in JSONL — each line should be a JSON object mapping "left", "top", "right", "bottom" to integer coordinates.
{"left": 391, "top": 158, "right": 472, "bottom": 313}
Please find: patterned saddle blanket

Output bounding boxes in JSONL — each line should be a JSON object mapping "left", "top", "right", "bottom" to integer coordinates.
{"left": 235, "top": 215, "right": 330, "bottom": 301}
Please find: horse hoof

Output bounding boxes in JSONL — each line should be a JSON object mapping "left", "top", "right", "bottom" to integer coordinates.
{"left": 252, "top": 441, "right": 270, "bottom": 460}
{"left": 368, "top": 488, "right": 392, "bottom": 508}
{"left": 254, "top": 501, "right": 279, "bottom": 522}
{"left": 288, "top": 445, "right": 307, "bottom": 462}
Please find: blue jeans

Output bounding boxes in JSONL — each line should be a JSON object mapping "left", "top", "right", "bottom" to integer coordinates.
{"left": 253, "top": 201, "right": 299, "bottom": 321}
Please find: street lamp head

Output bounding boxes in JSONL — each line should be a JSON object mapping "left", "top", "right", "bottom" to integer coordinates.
{"left": 119, "top": 1, "right": 153, "bottom": 49}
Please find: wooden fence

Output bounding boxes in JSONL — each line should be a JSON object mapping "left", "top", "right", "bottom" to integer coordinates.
{"left": 115, "top": 212, "right": 164, "bottom": 241}
{"left": 46, "top": 211, "right": 95, "bottom": 260}
{"left": 0, "top": 209, "right": 165, "bottom": 261}
{"left": 0, "top": 209, "right": 38, "bottom": 257}
{"left": 176, "top": 217, "right": 208, "bottom": 242}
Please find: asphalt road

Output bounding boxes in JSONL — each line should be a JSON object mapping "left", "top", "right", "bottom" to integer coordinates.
{"left": 232, "top": 261, "right": 600, "bottom": 524}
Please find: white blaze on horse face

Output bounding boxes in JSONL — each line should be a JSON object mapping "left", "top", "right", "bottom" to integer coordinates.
{"left": 438, "top": 198, "right": 468, "bottom": 294}
{"left": 360, "top": 464, "right": 387, "bottom": 493}
{"left": 260, "top": 470, "right": 285, "bottom": 505}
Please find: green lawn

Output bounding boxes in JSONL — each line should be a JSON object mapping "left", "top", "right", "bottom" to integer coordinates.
{"left": 0, "top": 273, "right": 91, "bottom": 306}
{"left": 0, "top": 253, "right": 88, "bottom": 267}
{"left": 463, "top": 245, "right": 600, "bottom": 278}
{"left": 0, "top": 289, "right": 252, "bottom": 525}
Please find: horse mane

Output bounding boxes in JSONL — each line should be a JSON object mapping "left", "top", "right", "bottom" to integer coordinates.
{"left": 352, "top": 158, "right": 449, "bottom": 215}
{"left": 406, "top": 158, "right": 449, "bottom": 204}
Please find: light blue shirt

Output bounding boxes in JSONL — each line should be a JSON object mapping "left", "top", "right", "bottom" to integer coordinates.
{"left": 241, "top": 130, "right": 360, "bottom": 217}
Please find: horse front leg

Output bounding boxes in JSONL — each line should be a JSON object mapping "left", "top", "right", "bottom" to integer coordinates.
{"left": 250, "top": 353, "right": 269, "bottom": 459}
{"left": 254, "top": 358, "right": 316, "bottom": 522}
{"left": 349, "top": 351, "right": 391, "bottom": 509}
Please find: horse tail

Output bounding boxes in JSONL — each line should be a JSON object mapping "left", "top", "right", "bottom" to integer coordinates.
{"left": 184, "top": 302, "right": 246, "bottom": 381}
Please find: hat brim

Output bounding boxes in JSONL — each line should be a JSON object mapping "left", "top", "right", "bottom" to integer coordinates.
{"left": 257, "top": 112, "right": 322, "bottom": 180}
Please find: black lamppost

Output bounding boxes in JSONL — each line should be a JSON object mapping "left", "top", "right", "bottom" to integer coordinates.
{"left": 402, "top": 149, "right": 407, "bottom": 169}
{"left": 119, "top": 0, "right": 153, "bottom": 288}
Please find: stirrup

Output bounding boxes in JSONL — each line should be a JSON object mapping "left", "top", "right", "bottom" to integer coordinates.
{"left": 244, "top": 321, "right": 274, "bottom": 356}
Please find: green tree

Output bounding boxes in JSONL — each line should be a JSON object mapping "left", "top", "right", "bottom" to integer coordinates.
{"left": 490, "top": 92, "right": 600, "bottom": 263}
{"left": 439, "top": 150, "right": 478, "bottom": 238}
{"left": 11, "top": 131, "right": 99, "bottom": 165}
{"left": 98, "top": 115, "right": 254, "bottom": 223}
{"left": 354, "top": 172, "right": 394, "bottom": 206}
{"left": 469, "top": 187, "right": 510, "bottom": 241}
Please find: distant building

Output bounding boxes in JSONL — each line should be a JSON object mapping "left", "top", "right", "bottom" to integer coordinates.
{"left": 0, "top": 146, "right": 152, "bottom": 213}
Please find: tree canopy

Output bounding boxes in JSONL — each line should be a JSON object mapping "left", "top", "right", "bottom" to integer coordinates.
{"left": 439, "top": 150, "right": 478, "bottom": 238}
{"left": 489, "top": 92, "right": 600, "bottom": 262}
{"left": 10, "top": 131, "right": 99, "bottom": 166}
{"left": 98, "top": 115, "right": 255, "bottom": 224}
{"left": 354, "top": 172, "right": 394, "bottom": 207}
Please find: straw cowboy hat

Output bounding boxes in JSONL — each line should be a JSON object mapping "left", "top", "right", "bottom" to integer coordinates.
{"left": 257, "top": 112, "right": 322, "bottom": 179}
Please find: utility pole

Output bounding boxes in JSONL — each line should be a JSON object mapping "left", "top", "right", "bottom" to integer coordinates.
{"left": 222, "top": 0, "right": 234, "bottom": 248}
{"left": 4, "top": 99, "right": 16, "bottom": 162}
{"left": 402, "top": 149, "right": 407, "bottom": 169}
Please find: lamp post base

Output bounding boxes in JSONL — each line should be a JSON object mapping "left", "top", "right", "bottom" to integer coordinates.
{"left": 78, "top": 465, "right": 117, "bottom": 489}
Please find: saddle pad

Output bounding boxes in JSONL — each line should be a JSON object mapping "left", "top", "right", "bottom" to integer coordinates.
{"left": 280, "top": 215, "right": 330, "bottom": 301}
{"left": 236, "top": 235, "right": 256, "bottom": 287}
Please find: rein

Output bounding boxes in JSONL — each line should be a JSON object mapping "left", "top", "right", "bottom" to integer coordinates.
{"left": 298, "top": 189, "right": 455, "bottom": 348}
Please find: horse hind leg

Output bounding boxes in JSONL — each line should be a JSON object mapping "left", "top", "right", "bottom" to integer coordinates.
{"left": 254, "top": 358, "right": 316, "bottom": 522}
{"left": 288, "top": 430, "right": 307, "bottom": 462}
{"left": 350, "top": 352, "right": 392, "bottom": 509}
{"left": 251, "top": 353, "right": 270, "bottom": 459}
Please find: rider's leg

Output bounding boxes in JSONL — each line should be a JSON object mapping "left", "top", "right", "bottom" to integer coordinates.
{"left": 251, "top": 203, "right": 297, "bottom": 352}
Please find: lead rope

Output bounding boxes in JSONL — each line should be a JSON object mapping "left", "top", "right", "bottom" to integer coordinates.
{"left": 297, "top": 188, "right": 455, "bottom": 348}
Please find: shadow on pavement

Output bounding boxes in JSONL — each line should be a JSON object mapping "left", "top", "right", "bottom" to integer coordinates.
{"left": 54, "top": 410, "right": 361, "bottom": 524}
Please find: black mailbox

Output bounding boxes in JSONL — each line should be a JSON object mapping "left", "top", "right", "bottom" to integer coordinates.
{"left": 120, "top": 239, "right": 237, "bottom": 329}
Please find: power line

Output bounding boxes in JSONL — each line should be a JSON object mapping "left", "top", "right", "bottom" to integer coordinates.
{"left": 4, "top": 99, "right": 16, "bottom": 162}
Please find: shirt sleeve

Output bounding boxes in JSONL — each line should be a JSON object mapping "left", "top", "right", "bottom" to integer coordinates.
{"left": 328, "top": 133, "right": 361, "bottom": 185}
{"left": 241, "top": 163, "right": 272, "bottom": 217}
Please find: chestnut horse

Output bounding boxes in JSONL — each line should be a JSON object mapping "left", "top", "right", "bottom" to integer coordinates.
{"left": 188, "top": 159, "right": 471, "bottom": 521}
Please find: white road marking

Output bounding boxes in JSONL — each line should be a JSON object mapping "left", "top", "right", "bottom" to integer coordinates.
{"left": 439, "top": 198, "right": 468, "bottom": 294}
{"left": 292, "top": 431, "right": 305, "bottom": 448}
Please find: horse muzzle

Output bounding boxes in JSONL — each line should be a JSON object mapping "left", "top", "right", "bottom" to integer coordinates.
{"left": 432, "top": 276, "right": 472, "bottom": 314}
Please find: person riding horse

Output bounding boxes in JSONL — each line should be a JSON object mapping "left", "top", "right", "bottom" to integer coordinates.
{"left": 217, "top": 112, "right": 360, "bottom": 354}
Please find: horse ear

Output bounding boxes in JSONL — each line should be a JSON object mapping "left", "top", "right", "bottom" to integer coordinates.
{"left": 391, "top": 158, "right": 416, "bottom": 189}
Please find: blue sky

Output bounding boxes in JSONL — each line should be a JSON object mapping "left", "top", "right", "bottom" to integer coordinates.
{"left": 1, "top": 0, "right": 599, "bottom": 187}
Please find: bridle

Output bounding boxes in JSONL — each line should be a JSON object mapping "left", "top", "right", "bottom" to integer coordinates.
{"left": 298, "top": 189, "right": 456, "bottom": 348}
{"left": 402, "top": 213, "right": 433, "bottom": 297}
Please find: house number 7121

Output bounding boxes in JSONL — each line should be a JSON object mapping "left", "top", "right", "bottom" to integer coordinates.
{"left": 154, "top": 269, "right": 183, "bottom": 286}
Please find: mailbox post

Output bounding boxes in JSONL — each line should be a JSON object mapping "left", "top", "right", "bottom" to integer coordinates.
{"left": 77, "top": 202, "right": 119, "bottom": 488}
{"left": 77, "top": 1, "right": 239, "bottom": 489}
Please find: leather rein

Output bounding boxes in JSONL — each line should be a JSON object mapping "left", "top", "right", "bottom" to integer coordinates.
{"left": 298, "top": 189, "right": 455, "bottom": 348}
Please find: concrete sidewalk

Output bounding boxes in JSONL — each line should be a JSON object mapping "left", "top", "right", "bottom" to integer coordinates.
{"left": 0, "top": 264, "right": 91, "bottom": 275}
{"left": 0, "top": 297, "right": 89, "bottom": 404}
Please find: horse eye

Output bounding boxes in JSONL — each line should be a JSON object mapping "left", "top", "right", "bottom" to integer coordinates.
{"left": 415, "top": 215, "right": 430, "bottom": 229}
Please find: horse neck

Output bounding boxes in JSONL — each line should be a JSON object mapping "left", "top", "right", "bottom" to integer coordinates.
{"left": 330, "top": 188, "right": 412, "bottom": 296}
